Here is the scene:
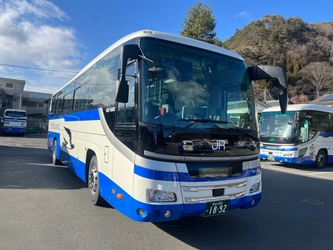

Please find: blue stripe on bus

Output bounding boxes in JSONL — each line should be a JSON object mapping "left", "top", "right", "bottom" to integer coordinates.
{"left": 99, "top": 172, "right": 261, "bottom": 222}
{"left": 49, "top": 109, "right": 100, "bottom": 121}
{"left": 260, "top": 146, "right": 297, "bottom": 151}
{"left": 69, "top": 154, "right": 87, "bottom": 182}
{"left": 134, "top": 165, "right": 257, "bottom": 182}
{"left": 134, "top": 165, "right": 180, "bottom": 181}
{"left": 319, "top": 132, "right": 333, "bottom": 137}
{"left": 3, "top": 127, "right": 25, "bottom": 133}
{"left": 260, "top": 154, "right": 319, "bottom": 165}
{"left": 264, "top": 155, "right": 333, "bottom": 165}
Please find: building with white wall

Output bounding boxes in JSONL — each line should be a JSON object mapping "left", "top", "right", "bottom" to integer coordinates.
{"left": 0, "top": 77, "right": 52, "bottom": 131}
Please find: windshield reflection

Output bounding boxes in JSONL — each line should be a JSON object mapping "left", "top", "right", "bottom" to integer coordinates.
{"left": 139, "top": 37, "right": 257, "bottom": 133}
{"left": 259, "top": 111, "right": 296, "bottom": 137}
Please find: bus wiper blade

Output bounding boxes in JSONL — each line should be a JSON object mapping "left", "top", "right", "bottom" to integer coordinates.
{"left": 168, "top": 120, "right": 198, "bottom": 138}
{"left": 177, "top": 118, "right": 230, "bottom": 124}
{"left": 168, "top": 119, "right": 230, "bottom": 139}
{"left": 260, "top": 132, "right": 272, "bottom": 136}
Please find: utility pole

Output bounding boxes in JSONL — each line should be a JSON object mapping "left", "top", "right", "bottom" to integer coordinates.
{"left": 330, "top": 42, "right": 333, "bottom": 65}
{"left": 19, "top": 93, "right": 22, "bottom": 109}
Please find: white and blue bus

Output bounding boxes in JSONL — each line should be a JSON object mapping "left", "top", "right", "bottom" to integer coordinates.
{"left": 259, "top": 104, "right": 333, "bottom": 168}
{"left": 48, "top": 30, "right": 287, "bottom": 222}
{"left": 2, "top": 109, "right": 27, "bottom": 136}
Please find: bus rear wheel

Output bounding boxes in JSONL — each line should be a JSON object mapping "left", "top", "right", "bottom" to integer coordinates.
{"left": 88, "top": 155, "right": 104, "bottom": 206}
{"left": 52, "top": 140, "right": 62, "bottom": 165}
{"left": 315, "top": 150, "right": 327, "bottom": 169}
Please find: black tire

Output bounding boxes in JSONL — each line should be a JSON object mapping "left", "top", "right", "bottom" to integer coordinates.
{"left": 52, "top": 140, "right": 62, "bottom": 165}
{"left": 88, "top": 155, "right": 104, "bottom": 205}
{"left": 315, "top": 150, "right": 327, "bottom": 169}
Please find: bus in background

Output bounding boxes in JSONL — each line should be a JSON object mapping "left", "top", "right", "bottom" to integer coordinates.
{"left": 259, "top": 104, "right": 333, "bottom": 169}
{"left": 2, "top": 109, "right": 27, "bottom": 136}
{"left": 48, "top": 30, "right": 288, "bottom": 222}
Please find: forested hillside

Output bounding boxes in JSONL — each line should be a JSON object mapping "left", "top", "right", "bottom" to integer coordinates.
{"left": 224, "top": 15, "right": 333, "bottom": 101}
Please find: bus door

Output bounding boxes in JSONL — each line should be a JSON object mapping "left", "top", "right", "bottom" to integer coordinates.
{"left": 112, "top": 61, "right": 137, "bottom": 209}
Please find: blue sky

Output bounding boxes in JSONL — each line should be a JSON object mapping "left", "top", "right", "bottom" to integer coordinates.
{"left": 0, "top": 0, "right": 332, "bottom": 94}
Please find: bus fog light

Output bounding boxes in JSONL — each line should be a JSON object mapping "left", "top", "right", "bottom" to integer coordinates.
{"left": 137, "top": 208, "right": 145, "bottom": 216}
{"left": 249, "top": 182, "right": 260, "bottom": 193}
{"left": 147, "top": 189, "right": 177, "bottom": 202}
{"left": 164, "top": 210, "right": 172, "bottom": 218}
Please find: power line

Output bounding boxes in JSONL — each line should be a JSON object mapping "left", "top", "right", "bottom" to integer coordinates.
{"left": 0, "top": 63, "right": 79, "bottom": 74}
{"left": 2, "top": 69, "right": 74, "bottom": 80}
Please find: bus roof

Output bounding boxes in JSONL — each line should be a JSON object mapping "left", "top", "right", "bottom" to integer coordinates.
{"left": 4, "top": 109, "right": 27, "bottom": 113}
{"left": 54, "top": 30, "right": 245, "bottom": 96}
{"left": 80, "top": 30, "right": 244, "bottom": 74}
{"left": 262, "top": 104, "right": 333, "bottom": 113}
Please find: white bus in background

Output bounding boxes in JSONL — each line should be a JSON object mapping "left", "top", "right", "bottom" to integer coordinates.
{"left": 259, "top": 104, "right": 333, "bottom": 168}
{"left": 48, "top": 30, "right": 288, "bottom": 222}
{"left": 2, "top": 109, "right": 27, "bottom": 136}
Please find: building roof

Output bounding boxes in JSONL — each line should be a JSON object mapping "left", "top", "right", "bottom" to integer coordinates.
{"left": 309, "top": 93, "right": 333, "bottom": 105}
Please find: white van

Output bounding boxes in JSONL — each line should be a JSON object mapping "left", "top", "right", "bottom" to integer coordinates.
{"left": 182, "top": 140, "right": 195, "bottom": 152}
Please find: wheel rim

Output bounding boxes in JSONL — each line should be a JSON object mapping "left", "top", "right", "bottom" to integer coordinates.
{"left": 317, "top": 154, "right": 325, "bottom": 167}
{"left": 52, "top": 142, "right": 57, "bottom": 163}
{"left": 89, "top": 164, "right": 98, "bottom": 194}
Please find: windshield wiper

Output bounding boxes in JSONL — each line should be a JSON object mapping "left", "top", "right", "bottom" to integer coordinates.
{"left": 177, "top": 118, "right": 230, "bottom": 124}
{"left": 168, "top": 120, "right": 199, "bottom": 139}
{"left": 260, "top": 132, "right": 273, "bottom": 136}
{"left": 168, "top": 119, "right": 230, "bottom": 139}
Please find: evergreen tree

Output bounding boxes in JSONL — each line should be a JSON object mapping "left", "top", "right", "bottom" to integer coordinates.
{"left": 180, "top": 0, "right": 217, "bottom": 44}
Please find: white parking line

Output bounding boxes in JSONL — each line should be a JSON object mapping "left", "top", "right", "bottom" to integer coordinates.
{"left": 261, "top": 164, "right": 333, "bottom": 181}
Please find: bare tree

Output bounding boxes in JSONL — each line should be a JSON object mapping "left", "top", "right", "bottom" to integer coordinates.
{"left": 300, "top": 62, "right": 333, "bottom": 98}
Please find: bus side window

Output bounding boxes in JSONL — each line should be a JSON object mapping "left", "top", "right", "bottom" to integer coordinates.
{"left": 309, "top": 129, "right": 316, "bottom": 139}
{"left": 299, "top": 120, "right": 309, "bottom": 142}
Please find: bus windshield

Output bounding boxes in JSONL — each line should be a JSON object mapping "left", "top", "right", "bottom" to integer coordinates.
{"left": 5, "top": 110, "right": 27, "bottom": 117}
{"left": 139, "top": 37, "right": 257, "bottom": 132}
{"left": 259, "top": 111, "right": 296, "bottom": 138}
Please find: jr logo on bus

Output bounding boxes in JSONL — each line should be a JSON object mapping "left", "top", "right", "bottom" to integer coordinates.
{"left": 269, "top": 138, "right": 275, "bottom": 142}
{"left": 211, "top": 140, "right": 225, "bottom": 150}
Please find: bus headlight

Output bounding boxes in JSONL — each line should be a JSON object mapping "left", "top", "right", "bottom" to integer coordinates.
{"left": 249, "top": 182, "right": 260, "bottom": 193}
{"left": 298, "top": 147, "right": 307, "bottom": 157}
{"left": 147, "top": 189, "right": 177, "bottom": 202}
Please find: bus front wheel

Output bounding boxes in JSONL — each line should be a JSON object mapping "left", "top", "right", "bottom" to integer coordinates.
{"left": 88, "top": 155, "right": 104, "bottom": 206}
{"left": 315, "top": 150, "right": 327, "bottom": 169}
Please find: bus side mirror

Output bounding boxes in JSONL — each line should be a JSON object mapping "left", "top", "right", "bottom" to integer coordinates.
{"left": 248, "top": 65, "right": 288, "bottom": 114}
{"left": 278, "top": 91, "right": 288, "bottom": 114}
{"left": 116, "top": 44, "right": 141, "bottom": 103}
